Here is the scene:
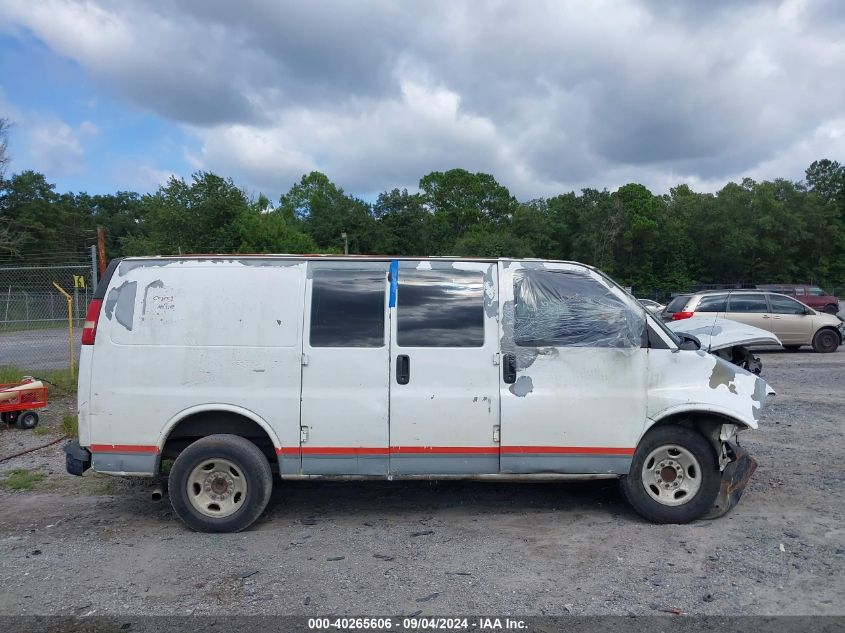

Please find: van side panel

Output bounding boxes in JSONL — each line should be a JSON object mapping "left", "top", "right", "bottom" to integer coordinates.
{"left": 87, "top": 259, "right": 305, "bottom": 475}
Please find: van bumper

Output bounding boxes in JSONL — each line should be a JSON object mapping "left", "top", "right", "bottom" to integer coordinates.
{"left": 64, "top": 440, "right": 91, "bottom": 476}
{"left": 705, "top": 441, "right": 757, "bottom": 519}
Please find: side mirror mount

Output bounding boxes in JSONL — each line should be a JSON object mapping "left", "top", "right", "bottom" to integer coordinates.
{"left": 677, "top": 332, "right": 702, "bottom": 351}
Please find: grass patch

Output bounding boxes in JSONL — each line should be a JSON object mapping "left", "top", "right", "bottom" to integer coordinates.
{"left": 32, "top": 423, "right": 52, "bottom": 436}
{"left": 60, "top": 413, "right": 78, "bottom": 438}
{"left": 0, "top": 365, "right": 77, "bottom": 397}
{"left": 0, "top": 468, "right": 44, "bottom": 490}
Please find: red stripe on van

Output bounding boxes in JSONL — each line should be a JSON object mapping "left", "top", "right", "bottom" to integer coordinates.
{"left": 89, "top": 444, "right": 160, "bottom": 454}
{"left": 275, "top": 446, "right": 631, "bottom": 456}
{"left": 502, "top": 446, "right": 635, "bottom": 455}
{"left": 303, "top": 447, "right": 390, "bottom": 455}
{"left": 390, "top": 446, "right": 498, "bottom": 454}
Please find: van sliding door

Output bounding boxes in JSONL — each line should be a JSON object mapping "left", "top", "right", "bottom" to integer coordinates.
{"left": 388, "top": 261, "right": 500, "bottom": 474}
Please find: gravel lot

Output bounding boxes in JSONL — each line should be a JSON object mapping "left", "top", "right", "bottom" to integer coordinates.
{"left": 0, "top": 348, "right": 842, "bottom": 617}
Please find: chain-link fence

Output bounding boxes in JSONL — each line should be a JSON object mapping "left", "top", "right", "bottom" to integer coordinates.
{"left": 0, "top": 261, "right": 97, "bottom": 372}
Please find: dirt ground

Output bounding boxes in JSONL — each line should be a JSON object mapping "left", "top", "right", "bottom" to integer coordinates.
{"left": 0, "top": 348, "right": 842, "bottom": 617}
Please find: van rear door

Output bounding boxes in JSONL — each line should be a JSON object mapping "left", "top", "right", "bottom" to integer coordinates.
{"left": 299, "top": 262, "right": 391, "bottom": 475}
{"left": 388, "top": 261, "right": 500, "bottom": 474}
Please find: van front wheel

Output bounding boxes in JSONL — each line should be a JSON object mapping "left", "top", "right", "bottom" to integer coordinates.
{"left": 168, "top": 434, "right": 273, "bottom": 533}
{"left": 621, "top": 426, "right": 720, "bottom": 524}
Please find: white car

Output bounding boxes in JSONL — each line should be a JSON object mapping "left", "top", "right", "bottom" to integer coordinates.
{"left": 65, "top": 256, "right": 772, "bottom": 532}
{"left": 638, "top": 298, "right": 665, "bottom": 314}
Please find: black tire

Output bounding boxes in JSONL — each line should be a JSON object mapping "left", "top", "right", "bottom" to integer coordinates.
{"left": 784, "top": 345, "right": 802, "bottom": 352}
{"left": 620, "top": 425, "right": 720, "bottom": 524}
{"left": 16, "top": 410, "right": 39, "bottom": 430}
{"left": 823, "top": 304, "right": 838, "bottom": 315}
{"left": 168, "top": 434, "right": 273, "bottom": 533}
{"left": 812, "top": 328, "right": 840, "bottom": 354}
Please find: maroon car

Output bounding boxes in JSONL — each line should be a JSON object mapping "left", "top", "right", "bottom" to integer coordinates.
{"left": 756, "top": 284, "right": 840, "bottom": 314}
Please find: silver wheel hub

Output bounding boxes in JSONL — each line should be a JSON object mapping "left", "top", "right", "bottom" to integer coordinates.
{"left": 641, "top": 444, "right": 701, "bottom": 506}
{"left": 187, "top": 458, "right": 247, "bottom": 518}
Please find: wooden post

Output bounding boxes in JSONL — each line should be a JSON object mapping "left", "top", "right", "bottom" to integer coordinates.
{"left": 97, "top": 226, "right": 107, "bottom": 277}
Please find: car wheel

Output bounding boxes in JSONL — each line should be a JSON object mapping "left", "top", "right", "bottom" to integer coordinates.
{"left": 16, "top": 411, "right": 39, "bottom": 429}
{"left": 620, "top": 425, "right": 720, "bottom": 524}
{"left": 812, "top": 328, "right": 840, "bottom": 354}
{"left": 168, "top": 434, "right": 273, "bottom": 533}
{"left": 823, "top": 304, "right": 838, "bottom": 315}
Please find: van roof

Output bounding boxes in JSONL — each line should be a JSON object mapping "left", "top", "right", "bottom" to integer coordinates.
{"left": 120, "top": 254, "right": 591, "bottom": 266}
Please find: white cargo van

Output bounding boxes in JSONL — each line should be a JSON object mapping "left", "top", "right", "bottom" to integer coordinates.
{"left": 65, "top": 256, "right": 771, "bottom": 532}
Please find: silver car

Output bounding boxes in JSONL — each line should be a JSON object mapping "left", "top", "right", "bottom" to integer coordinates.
{"left": 662, "top": 290, "right": 844, "bottom": 353}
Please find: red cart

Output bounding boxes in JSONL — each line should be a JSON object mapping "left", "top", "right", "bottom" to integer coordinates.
{"left": 0, "top": 378, "right": 47, "bottom": 429}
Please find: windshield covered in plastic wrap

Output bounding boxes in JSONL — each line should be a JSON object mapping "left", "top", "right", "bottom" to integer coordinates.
{"left": 513, "top": 269, "right": 646, "bottom": 348}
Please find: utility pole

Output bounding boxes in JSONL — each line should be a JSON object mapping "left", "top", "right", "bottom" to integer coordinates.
{"left": 341, "top": 232, "right": 349, "bottom": 255}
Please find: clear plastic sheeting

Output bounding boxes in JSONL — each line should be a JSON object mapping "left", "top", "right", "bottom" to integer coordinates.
{"left": 513, "top": 269, "right": 645, "bottom": 348}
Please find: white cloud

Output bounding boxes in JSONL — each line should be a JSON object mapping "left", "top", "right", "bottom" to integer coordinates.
{"left": 2, "top": 0, "right": 844, "bottom": 198}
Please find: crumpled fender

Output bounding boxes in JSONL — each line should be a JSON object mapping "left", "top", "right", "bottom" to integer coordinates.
{"left": 704, "top": 441, "right": 758, "bottom": 519}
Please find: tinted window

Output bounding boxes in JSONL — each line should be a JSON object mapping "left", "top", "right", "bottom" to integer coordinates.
{"left": 810, "top": 287, "right": 825, "bottom": 296}
{"left": 310, "top": 269, "right": 385, "bottom": 347}
{"left": 695, "top": 295, "right": 727, "bottom": 312}
{"left": 770, "top": 295, "right": 807, "bottom": 314}
{"left": 795, "top": 287, "right": 805, "bottom": 295}
{"left": 513, "top": 269, "right": 644, "bottom": 348}
{"left": 397, "top": 269, "right": 484, "bottom": 347}
{"left": 727, "top": 294, "right": 768, "bottom": 313}
{"left": 666, "top": 295, "right": 691, "bottom": 312}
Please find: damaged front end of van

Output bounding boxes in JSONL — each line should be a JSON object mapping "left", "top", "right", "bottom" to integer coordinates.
{"left": 646, "top": 347, "right": 774, "bottom": 519}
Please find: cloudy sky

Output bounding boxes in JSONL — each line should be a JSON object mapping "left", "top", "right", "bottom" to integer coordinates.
{"left": 1, "top": 0, "right": 843, "bottom": 200}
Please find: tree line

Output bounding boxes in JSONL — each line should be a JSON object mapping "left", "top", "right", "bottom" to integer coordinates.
{"left": 1, "top": 122, "right": 843, "bottom": 298}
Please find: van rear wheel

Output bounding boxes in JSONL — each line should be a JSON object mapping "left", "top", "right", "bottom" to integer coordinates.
{"left": 168, "top": 434, "right": 273, "bottom": 533}
{"left": 621, "top": 426, "right": 720, "bottom": 524}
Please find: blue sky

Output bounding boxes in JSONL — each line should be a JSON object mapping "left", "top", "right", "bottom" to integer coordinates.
{"left": 1, "top": 29, "right": 192, "bottom": 195}
{"left": 1, "top": 1, "right": 844, "bottom": 201}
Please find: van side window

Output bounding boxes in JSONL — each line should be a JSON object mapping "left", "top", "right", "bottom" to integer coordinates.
{"left": 695, "top": 295, "right": 727, "bottom": 312}
{"left": 397, "top": 270, "right": 484, "bottom": 347}
{"left": 810, "top": 287, "right": 825, "bottom": 296}
{"left": 310, "top": 269, "right": 385, "bottom": 347}
{"left": 795, "top": 287, "right": 806, "bottom": 296}
{"left": 727, "top": 294, "right": 768, "bottom": 312}
{"left": 770, "top": 295, "right": 807, "bottom": 314}
{"left": 513, "top": 269, "right": 644, "bottom": 348}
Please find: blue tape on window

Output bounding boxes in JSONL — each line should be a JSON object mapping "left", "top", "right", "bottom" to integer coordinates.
{"left": 389, "top": 260, "right": 399, "bottom": 308}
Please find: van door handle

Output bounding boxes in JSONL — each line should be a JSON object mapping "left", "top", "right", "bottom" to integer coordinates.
{"left": 502, "top": 353, "right": 517, "bottom": 384}
{"left": 396, "top": 354, "right": 410, "bottom": 385}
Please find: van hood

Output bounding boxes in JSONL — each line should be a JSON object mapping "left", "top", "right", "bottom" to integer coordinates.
{"left": 668, "top": 316, "right": 782, "bottom": 352}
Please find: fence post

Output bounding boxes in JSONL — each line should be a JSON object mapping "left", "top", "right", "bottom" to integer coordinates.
{"left": 3, "top": 286, "right": 9, "bottom": 326}
{"left": 52, "top": 282, "right": 76, "bottom": 378}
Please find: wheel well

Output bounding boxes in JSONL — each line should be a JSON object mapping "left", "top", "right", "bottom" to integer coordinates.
{"left": 161, "top": 411, "right": 277, "bottom": 472}
{"left": 645, "top": 413, "right": 748, "bottom": 457}
{"left": 816, "top": 325, "right": 842, "bottom": 343}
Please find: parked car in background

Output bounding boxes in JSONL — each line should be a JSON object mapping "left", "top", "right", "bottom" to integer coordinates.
{"left": 756, "top": 284, "right": 839, "bottom": 314}
{"left": 638, "top": 298, "right": 665, "bottom": 314}
{"left": 662, "top": 290, "right": 844, "bottom": 353}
